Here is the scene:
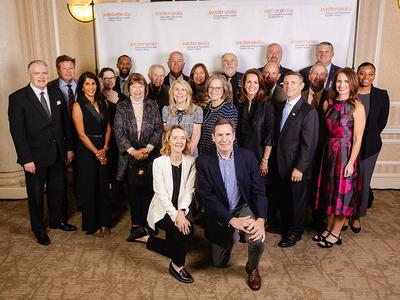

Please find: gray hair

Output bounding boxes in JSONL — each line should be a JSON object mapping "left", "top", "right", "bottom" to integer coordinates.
{"left": 27, "top": 60, "right": 48, "bottom": 71}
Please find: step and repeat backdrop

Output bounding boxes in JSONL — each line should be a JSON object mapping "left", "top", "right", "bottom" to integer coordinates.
{"left": 95, "top": 0, "right": 357, "bottom": 76}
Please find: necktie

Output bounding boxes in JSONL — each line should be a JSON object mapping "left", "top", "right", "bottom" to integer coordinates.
{"left": 311, "top": 92, "right": 319, "bottom": 108}
{"left": 40, "top": 92, "right": 51, "bottom": 118}
{"left": 279, "top": 102, "right": 290, "bottom": 132}
{"left": 67, "top": 84, "right": 74, "bottom": 110}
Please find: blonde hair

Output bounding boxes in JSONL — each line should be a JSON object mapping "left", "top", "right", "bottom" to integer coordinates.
{"left": 168, "top": 79, "right": 194, "bottom": 116}
{"left": 160, "top": 125, "right": 191, "bottom": 156}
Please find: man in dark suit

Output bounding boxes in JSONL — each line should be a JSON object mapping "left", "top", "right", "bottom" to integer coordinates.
{"left": 162, "top": 51, "right": 189, "bottom": 86}
{"left": 262, "top": 62, "right": 287, "bottom": 105}
{"left": 269, "top": 71, "right": 319, "bottom": 247}
{"left": 301, "top": 62, "right": 329, "bottom": 121}
{"left": 8, "top": 60, "right": 77, "bottom": 246}
{"left": 48, "top": 55, "right": 79, "bottom": 211}
{"left": 113, "top": 54, "right": 132, "bottom": 98}
{"left": 197, "top": 119, "right": 267, "bottom": 291}
{"left": 299, "top": 41, "right": 341, "bottom": 91}
{"left": 147, "top": 64, "right": 169, "bottom": 116}
{"left": 258, "top": 43, "right": 291, "bottom": 86}
{"left": 221, "top": 52, "right": 243, "bottom": 107}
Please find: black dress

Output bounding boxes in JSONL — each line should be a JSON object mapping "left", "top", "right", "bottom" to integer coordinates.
{"left": 77, "top": 97, "right": 112, "bottom": 233}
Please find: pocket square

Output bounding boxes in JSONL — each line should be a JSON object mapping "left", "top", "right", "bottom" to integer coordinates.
{"left": 57, "top": 100, "right": 62, "bottom": 105}
{"left": 292, "top": 112, "right": 296, "bottom": 116}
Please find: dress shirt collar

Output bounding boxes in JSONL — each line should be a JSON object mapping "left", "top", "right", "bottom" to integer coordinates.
{"left": 59, "top": 78, "right": 76, "bottom": 89}
{"left": 30, "top": 83, "right": 48, "bottom": 98}
{"left": 286, "top": 95, "right": 301, "bottom": 107}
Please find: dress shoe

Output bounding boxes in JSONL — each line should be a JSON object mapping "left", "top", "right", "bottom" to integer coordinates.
{"left": 247, "top": 268, "right": 261, "bottom": 290}
{"left": 278, "top": 234, "right": 301, "bottom": 248}
{"left": 127, "top": 226, "right": 147, "bottom": 242}
{"left": 36, "top": 233, "right": 51, "bottom": 246}
{"left": 168, "top": 262, "right": 194, "bottom": 283}
{"left": 350, "top": 218, "right": 361, "bottom": 233}
{"left": 50, "top": 222, "right": 77, "bottom": 231}
{"left": 145, "top": 225, "right": 159, "bottom": 236}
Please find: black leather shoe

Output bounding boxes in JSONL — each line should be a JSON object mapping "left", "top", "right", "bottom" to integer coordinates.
{"left": 168, "top": 262, "right": 194, "bottom": 283}
{"left": 127, "top": 226, "right": 147, "bottom": 242}
{"left": 278, "top": 234, "right": 301, "bottom": 248}
{"left": 51, "top": 222, "right": 77, "bottom": 231}
{"left": 36, "top": 233, "right": 51, "bottom": 246}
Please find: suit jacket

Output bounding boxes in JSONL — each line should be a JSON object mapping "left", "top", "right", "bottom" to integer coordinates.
{"left": 271, "top": 85, "right": 287, "bottom": 106}
{"left": 360, "top": 86, "right": 390, "bottom": 160}
{"left": 163, "top": 73, "right": 189, "bottom": 86}
{"left": 48, "top": 78, "right": 78, "bottom": 116}
{"left": 8, "top": 84, "right": 72, "bottom": 167}
{"left": 147, "top": 154, "right": 196, "bottom": 229}
{"left": 112, "top": 75, "right": 129, "bottom": 100}
{"left": 270, "top": 97, "right": 319, "bottom": 180}
{"left": 223, "top": 71, "right": 243, "bottom": 107}
{"left": 147, "top": 83, "right": 169, "bottom": 116}
{"left": 196, "top": 146, "right": 267, "bottom": 246}
{"left": 300, "top": 63, "right": 341, "bottom": 91}
{"left": 301, "top": 89, "right": 329, "bottom": 123}
{"left": 113, "top": 97, "right": 163, "bottom": 180}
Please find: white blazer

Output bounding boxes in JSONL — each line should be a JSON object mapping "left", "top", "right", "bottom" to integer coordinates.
{"left": 147, "top": 154, "right": 196, "bottom": 230}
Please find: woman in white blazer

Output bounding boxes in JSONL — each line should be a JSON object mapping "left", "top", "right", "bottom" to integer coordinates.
{"left": 132, "top": 125, "right": 196, "bottom": 283}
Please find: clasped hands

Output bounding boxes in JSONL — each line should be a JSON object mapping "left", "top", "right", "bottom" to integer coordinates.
{"left": 230, "top": 216, "right": 265, "bottom": 242}
{"left": 130, "top": 148, "right": 150, "bottom": 161}
{"left": 95, "top": 148, "right": 108, "bottom": 165}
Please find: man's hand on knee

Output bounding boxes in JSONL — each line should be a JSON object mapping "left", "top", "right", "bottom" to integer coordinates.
{"left": 229, "top": 216, "right": 253, "bottom": 233}
{"left": 247, "top": 218, "right": 265, "bottom": 242}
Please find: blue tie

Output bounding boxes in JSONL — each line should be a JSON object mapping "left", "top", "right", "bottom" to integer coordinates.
{"left": 280, "top": 102, "right": 291, "bottom": 131}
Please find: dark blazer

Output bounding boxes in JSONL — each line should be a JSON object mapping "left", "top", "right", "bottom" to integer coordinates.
{"left": 360, "top": 86, "right": 390, "bottom": 160}
{"left": 237, "top": 99, "right": 275, "bottom": 161}
{"left": 163, "top": 73, "right": 189, "bottom": 86}
{"left": 196, "top": 146, "right": 267, "bottom": 246}
{"left": 112, "top": 75, "right": 129, "bottom": 100}
{"left": 113, "top": 97, "right": 163, "bottom": 180}
{"left": 300, "top": 63, "right": 341, "bottom": 91}
{"left": 147, "top": 83, "right": 169, "bottom": 116}
{"left": 271, "top": 85, "right": 287, "bottom": 106}
{"left": 8, "top": 84, "right": 72, "bottom": 167}
{"left": 223, "top": 71, "right": 243, "bottom": 107}
{"left": 301, "top": 89, "right": 329, "bottom": 123}
{"left": 270, "top": 97, "right": 319, "bottom": 180}
{"left": 48, "top": 78, "right": 78, "bottom": 116}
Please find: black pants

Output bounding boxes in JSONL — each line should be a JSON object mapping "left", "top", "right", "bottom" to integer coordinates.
{"left": 147, "top": 214, "right": 192, "bottom": 267}
{"left": 128, "top": 184, "right": 154, "bottom": 226}
{"left": 24, "top": 160, "right": 65, "bottom": 235}
{"left": 274, "top": 177, "right": 308, "bottom": 237}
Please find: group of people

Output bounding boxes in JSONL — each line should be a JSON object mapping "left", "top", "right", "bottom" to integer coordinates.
{"left": 8, "top": 41, "right": 390, "bottom": 290}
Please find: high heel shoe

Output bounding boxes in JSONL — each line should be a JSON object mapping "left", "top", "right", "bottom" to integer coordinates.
{"left": 312, "top": 230, "right": 330, "bottom": 242}
{"left": 317, "top": 232, "right": 342, "bottom": 248}
{"left": 350, "top": 218, "right": 361, "bottom": 233}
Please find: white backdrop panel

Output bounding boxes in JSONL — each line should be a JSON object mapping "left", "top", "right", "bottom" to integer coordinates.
{"left": 95, "top": 0, "right": 357, "bottom": 77}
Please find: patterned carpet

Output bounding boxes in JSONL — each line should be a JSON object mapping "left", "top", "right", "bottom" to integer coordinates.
{"left": 0, "top": 190, "right": 399, "bottom": 299}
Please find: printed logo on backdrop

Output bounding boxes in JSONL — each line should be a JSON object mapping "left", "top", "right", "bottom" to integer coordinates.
{"left": 208, "top": 8, "right": 237, "bottom": 20}
{"left": 129, "top": 41, "right": 158, "bottom": 51}
{"left": 263, "top": 7, "right": 293, "bottom": 19}
{"left": 181, "top": 41, "right": 210, "bottom": 51}
{"left": 235, "top": 40, "right": 264, "bottom": 50}
{"left": 290, "top": 40, "right": 319, "bottom": 50}
{"left": 321, "top": 6, "right": 352, "bottom": 17}
{"left": 153, "top": 10, "right": 184, "bottom": 21}
{"left": 102, "top": 11, "right": 132, "bottom": 22}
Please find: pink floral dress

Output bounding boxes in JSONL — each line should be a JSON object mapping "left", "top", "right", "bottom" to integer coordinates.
{"left": 315, "top": 99, "right": 361, "bottom": 216}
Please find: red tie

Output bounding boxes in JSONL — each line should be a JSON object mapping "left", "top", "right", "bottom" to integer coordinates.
{"left": 311, "top": 92, "right": 319, "bottom": 108}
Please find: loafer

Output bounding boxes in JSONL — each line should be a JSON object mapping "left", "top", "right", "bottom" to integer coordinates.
{"left": 247, "top": 268, "right": 261, "bottom": 291}
{"left": 36, "top": 233, "right": 51, "bottom": 246}
{"left": 50, "top": 222, "right": 77, "bottom": 231}
{"left": 278, "top": 234, "right": 301, "bottom": 248}
{"left": 127, "top": 226, "right": 147, "bottom": 242}
{"left": 168, "top": 262, "right": 194, "bottom": 283}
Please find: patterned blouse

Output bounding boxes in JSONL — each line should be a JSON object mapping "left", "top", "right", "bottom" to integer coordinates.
{"left": 162, "top": 104, "right": 203, "bottom": 138}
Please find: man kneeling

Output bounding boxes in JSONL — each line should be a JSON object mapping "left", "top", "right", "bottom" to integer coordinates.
{"left": 196, "top": 118, "right": 267, "bottom": 290}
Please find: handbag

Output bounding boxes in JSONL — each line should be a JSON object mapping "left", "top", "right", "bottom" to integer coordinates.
{"left": 127, "top": 158, "right": 153, "bottom": 186}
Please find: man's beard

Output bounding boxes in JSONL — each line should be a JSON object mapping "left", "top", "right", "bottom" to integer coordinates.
{"left": 224, "top": 67, "right": 236, "bottom": 78}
